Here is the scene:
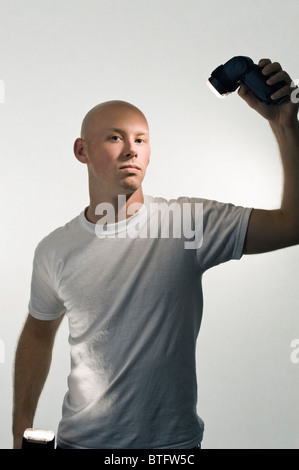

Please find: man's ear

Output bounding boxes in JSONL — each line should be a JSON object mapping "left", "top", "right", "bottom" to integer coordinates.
{"left": 74, "top": 138, "right": 89, "bottom": 164}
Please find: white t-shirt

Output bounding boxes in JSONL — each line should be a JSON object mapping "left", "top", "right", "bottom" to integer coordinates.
{"left": 28, "top": 195, "right": 252, "bottom": 449}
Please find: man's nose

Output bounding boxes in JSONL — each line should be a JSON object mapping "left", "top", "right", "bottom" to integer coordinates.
{"left": 125, "top": 140, "right": 138, "bottom": 158}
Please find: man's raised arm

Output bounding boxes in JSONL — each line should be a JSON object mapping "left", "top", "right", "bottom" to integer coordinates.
{"left": 239, "top": 59, "right": 299, "bottom": 254}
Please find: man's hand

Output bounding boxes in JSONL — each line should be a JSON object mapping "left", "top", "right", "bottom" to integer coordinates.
{"left": 238, "top": 58, "right": 298, "bottom": 127}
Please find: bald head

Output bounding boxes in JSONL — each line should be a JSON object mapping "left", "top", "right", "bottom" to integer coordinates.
{"left": 81, "top": 100, "right": 149, "bottom": 142}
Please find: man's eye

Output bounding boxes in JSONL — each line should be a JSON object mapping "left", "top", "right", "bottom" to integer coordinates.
{"left": 136, "top": 139, "right": 144, "bottom": 144}
{"left": 110, "top": 136, "right": 121, "bottom": 141}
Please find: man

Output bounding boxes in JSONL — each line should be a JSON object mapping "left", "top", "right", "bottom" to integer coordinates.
{"left": 13, "top": 59, "right": 299, "bottom": 449}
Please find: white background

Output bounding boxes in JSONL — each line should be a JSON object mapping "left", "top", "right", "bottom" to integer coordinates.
{"left": 1, "top": 0, "right": 299, "bottom": 449}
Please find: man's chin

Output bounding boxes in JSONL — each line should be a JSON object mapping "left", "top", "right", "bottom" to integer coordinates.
{"left": 120, "top": 179, "right": 142, "bottom": 193}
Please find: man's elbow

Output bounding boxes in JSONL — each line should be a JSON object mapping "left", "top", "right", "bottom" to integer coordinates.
{"left": 280, "top": 210, "right": 299, "bottom": 247}
{"left": 287, "top": 229, "right": 299, "bottom": 247}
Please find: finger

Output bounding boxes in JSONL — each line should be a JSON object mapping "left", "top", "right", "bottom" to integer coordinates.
{"left": 270, "top": 84, "right": 292, "bottom": 100}
{"left": 238, "top": 84, "right": 249, "bottom": 98}
{"left": 261, "top": 61, "right": 282, "bottom": 76}
{"left": 238, "top": 84, "right": 259, "bottom": 108}
{"left": 266, "top": 70, "right": 292, "bottom": 86}
{"left": 258, "top": 58, "right": 271, "bottom": 68}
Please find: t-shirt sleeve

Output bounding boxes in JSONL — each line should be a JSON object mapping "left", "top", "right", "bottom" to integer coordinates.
{"left": 194, "top": 198, "right": 252, "bottom": 272}
{"left": 28, "top": 240, "right": 66, "bottom": 320}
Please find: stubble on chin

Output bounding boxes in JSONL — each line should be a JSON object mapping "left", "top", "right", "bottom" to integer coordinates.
{"left": 120, "top": 175, "right": 143, "bottom": 193}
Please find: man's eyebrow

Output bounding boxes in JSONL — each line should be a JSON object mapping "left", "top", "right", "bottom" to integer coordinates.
{"left": 108, "top": 127, "right": 149, "bottom": 136}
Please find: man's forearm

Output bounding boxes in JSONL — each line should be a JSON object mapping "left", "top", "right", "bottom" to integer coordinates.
{"left": 270, "top": 119, "right": 299, "bottom": 241}
{"left": 13, "top": 322, "right": 54, "bottom": 448}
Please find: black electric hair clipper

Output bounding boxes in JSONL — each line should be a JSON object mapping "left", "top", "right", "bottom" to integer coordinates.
{"left": 22, "top": 428, "right": 55, "bottom": 449}
{"left": 208, "top": 56, "right": 286, "bottom": 104}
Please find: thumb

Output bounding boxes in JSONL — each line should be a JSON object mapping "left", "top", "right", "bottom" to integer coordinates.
{"left": 238, "top": 84, "right": 260, "bottom": 109}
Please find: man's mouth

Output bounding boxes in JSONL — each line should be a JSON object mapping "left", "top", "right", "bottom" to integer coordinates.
{"left": 119, "top": 164, "right": 141, "bottom": 172}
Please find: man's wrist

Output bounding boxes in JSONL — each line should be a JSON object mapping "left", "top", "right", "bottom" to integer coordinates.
{"left": 270, "top": 118, "right": 299, "bottom": 137}
{"left": 13, "top": 436, "right": 23, "bottom": 449}
{"left": 12, "top": 417, "right": 33, "bottom": 449}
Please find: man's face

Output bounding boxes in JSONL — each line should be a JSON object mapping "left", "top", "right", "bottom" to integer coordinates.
{"left": 81, "top": 104, "right": 150, "bottom": 197}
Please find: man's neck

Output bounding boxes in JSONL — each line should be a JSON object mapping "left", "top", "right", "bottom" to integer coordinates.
{"left": 85, "top": 188, "right": 144, "bottom": 224}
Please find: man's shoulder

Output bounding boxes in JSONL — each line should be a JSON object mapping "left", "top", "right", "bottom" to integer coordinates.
{"left": 146, "top": 195, "right": 250, "bottom": 223}
{"left": 35, "top": 212, "right": 84, "bottom": 256}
